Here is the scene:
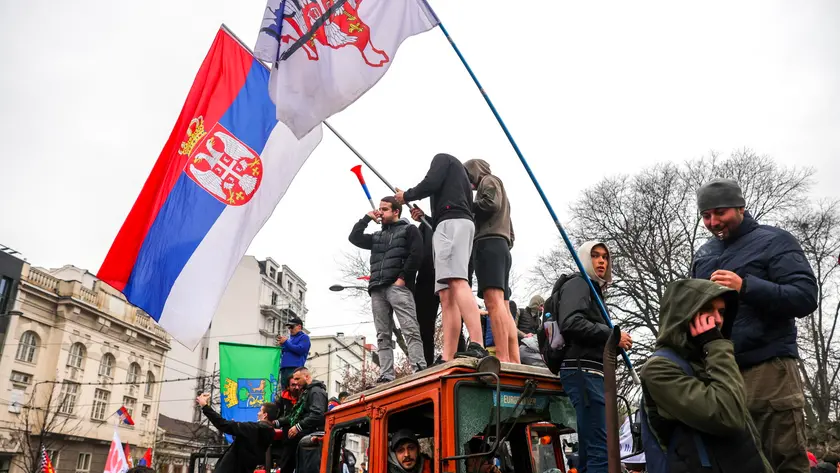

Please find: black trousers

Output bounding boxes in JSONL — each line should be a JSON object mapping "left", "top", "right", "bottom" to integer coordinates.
{"left": 415, "top": 279, "right": 465, "bottom": 366}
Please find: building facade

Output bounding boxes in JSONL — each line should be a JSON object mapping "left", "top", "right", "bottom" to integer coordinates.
{"left": 0, "top": 264, "right": 171, "bottom": 473}
{"left": 155, "top": 414, "right": 219, "bottom": 473}
{"left": 159, "top": 256, "right": 308, "bottom": 423}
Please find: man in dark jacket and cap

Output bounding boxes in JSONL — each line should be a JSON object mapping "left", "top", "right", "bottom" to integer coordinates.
{"left": 641, "top": 279, "right": 773, "bottom": 473}
{"left": 692, "top": 178, "right": 817, "bottom": 473}
{"left": 517, "top": 295, "right": 545, "bottom": 338}
{"left": 349, "top": 195, "right": 427, "bottom": 381}
{"left": 555, "top": 241, "right": 632, "bottom": 473}
{"left": 197, "top": 392, "right": 278, "bottom": 473}
{"left": 388, "top": 429, "right": 432, "bottom": 473}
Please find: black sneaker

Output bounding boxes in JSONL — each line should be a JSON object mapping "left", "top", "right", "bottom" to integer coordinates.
{"left": 455, "top": 342, "right": 490, "bottom": 359}
{"left": 376, "top": 375, "right": 394, "bottom": 384}
{"left": 431, "top": 356, "right": 446, "bottom": 366}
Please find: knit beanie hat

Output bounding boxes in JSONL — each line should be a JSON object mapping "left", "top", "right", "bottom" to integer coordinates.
{"left": 696, "top": 179, "right": 746, "bottom": 212}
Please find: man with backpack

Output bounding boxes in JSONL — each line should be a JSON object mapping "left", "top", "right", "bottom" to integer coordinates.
{"left": 640, "top": 279, "right": 772, "bottom": 473}
{"left": 544, "top": 241, "right": 632, "bottom": 473}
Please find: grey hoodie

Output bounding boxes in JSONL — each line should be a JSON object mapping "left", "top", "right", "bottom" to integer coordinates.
{"left": 463, "top": 159, "right": 514, "bottom": 246}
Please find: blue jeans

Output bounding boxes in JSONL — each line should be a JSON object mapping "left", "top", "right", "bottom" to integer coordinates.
{"left": 560, "top": 369, "right": 608, "bottom": 473}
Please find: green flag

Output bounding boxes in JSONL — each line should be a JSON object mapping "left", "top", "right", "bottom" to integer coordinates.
{"left": 218, "top": 342, "right": 282, "bottom": 425}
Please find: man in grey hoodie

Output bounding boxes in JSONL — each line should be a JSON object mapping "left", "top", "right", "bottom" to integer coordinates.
{"left": 554, "top": 241, "right": 632, "bottom": 473}
{"left": 388, "top": 429, "right": 432, "bottom": 473}
{"left": 463, "top": 158, "right": 519, "bottom": 363}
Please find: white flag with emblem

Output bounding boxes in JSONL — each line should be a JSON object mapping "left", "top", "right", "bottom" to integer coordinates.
{"left": 255, "top": 0, "right": 439, "bottom": 139}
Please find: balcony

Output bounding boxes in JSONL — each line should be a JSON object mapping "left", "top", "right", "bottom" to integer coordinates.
{"left": 23, "top": 266, "right": 171, "bottom": 344}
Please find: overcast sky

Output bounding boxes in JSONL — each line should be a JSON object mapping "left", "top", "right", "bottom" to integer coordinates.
{"left": 2, "top": 1, "right": 838, "bottom": 349}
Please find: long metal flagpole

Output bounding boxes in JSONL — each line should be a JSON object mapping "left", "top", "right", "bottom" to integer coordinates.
{"left": 426, "top": 14, "right": 640, "bottom": 383}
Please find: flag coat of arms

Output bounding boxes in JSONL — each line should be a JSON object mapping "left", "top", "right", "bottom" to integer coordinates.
{"left": 98, "top": 27, "right": 322, "bottom": 349}
{"left": 219, "top": 342, "right": 282, "bottom": 442}
{"left": 255, "top": 0, "right": 439, "bottom": 138}
{"left": 116, "top": 406, "right": 135, "bottom": 426}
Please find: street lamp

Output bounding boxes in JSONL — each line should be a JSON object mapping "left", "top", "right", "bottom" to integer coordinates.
{"left": 329, "top": 284, "right": 368, "bottom": 292}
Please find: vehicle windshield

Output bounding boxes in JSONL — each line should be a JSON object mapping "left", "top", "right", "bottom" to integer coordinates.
{"left": 455, "top": 383, "right": 576, "bottom": 472}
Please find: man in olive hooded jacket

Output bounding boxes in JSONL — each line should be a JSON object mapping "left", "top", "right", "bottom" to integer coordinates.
{"left": 641, "top": 279, "right": 772, "bottom": 473}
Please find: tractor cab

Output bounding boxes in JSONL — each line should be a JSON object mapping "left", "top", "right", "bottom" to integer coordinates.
{"left": 304, "top": 357, "right": 577, "bottom": 473}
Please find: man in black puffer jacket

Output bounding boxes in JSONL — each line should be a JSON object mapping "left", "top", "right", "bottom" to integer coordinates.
{"left": 277, "top": 367, "right": 328, "bottom": 473}
{"left": 691, "top": 178, "right": 817, "bottom": 473}
{"left": 349, "top": 196, "right": 427, "bottom": 382}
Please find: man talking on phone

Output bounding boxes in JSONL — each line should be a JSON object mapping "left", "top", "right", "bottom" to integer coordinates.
{"left": 641, "top": 279, "right": 772, "bottom": 472}
{"left": 276, "top": 316, "right": 311, "bottom": 391}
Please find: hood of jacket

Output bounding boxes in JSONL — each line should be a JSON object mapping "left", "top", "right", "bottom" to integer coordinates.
{"left": 388, "top": 450, "right": 427, "bottom": 473}
{"left": 656, "top": 279, "right": 739, "bottom": 354}
{"left": 528, "top": 295, "right": 545, "bottom": 310}
{"left": 303, "top": 379, "right": 327, "bottom": 395}
{"left": 577, "top": 241, "right": 613, "bottom": 288}
{"left": 463, "top": 158, "right": 492, "bottom": 187}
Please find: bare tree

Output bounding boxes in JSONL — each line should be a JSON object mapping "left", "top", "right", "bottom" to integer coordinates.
{"left": 786, "top": 200, "right": 840, "bottom": 424}
{"left": 338, "top": 356, "right": 414, "bottom": 396}
{"left": 529, "top": 149, "right": 814, "bottom": 392}
{"left": 10, "top": 381, "right": 84, "bottom": 473}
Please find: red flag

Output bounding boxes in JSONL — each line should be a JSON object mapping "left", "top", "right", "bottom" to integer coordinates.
{"left": 40, "top": 447, "right": 55, "bottom": 473}
{"left": 139, "top": 448, "right": 152, "bottom": 467}
{"left": 123, "top": 443, "right": 134, "bottom": 468}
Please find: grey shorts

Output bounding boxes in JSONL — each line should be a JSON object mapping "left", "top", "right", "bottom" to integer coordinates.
{"left": 433, "top": 218, "right": 475, "bottom": 294}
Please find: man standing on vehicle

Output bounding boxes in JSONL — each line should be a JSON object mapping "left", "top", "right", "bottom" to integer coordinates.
{"left": 463, "top": 159, "right": 519, "bottom": 363}
{"left": 692, "top": 178, "right": 817, "bottom": 473}
{"left": 640, "top": 279, "right": 772, "bottom": 472}
{"left": 349, "top": 196, "right": 427, "bottom": 381}
{"left": 196, "top": 392, "right": 278, "bottom": 473}
{"left": 276, "top": 316, "right": 310, "bottom": 390}
{"left": 395, "top": 153, "right": 488, "bottom": 361}
{"left": 553, "top": 241, "right": 632, "bottom": 473}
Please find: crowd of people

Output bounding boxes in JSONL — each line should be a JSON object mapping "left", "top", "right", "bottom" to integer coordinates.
{"left": 349, "top": 152, "right": 830, "bottom": 473}
{"left": 197, "top": 151, "right": 833, "bottom": 473}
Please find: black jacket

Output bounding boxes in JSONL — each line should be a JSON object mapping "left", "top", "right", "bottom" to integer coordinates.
{"left": 557, "top": 274, "right": 610, "bottom": 364}
{"left": 202, "top": 405, "right": 274, "bottom": 473}
{"left": 349, "top": 217, "right": 423, "bottom": 293}
{"left": 517, "top": 308, "right": 541, "bottom": 336}
{"left": 415, "top": 222, "right": 435, "bottom": 287}
{"left": 291, "top": 380, "right": 328, "bottom": 436}
{"left": 403, "top": 153, "right": 473, "bottom": 228}
{"left": 691, "top": 213, "right": 818, "bottom": 368}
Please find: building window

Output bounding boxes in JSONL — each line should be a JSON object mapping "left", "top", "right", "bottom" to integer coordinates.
{"left": 287, "top": 281, "right": 292, "bottom": 292}
{"left": 15, "top": 331, "right": 39, "bottom": 363}
{"left": 145, "top": 371, "right": 155, "bottom": 398}
{"left": 122, "top": 396, "right": 136, "bottom": 418}
{"left": 99, "top": 353, "right": 115, "bottom": 378}
{"left": 67, "top": 343, "right": 86, "bottom": 369}
{"left": 75, "top": 453, "right": 91, "bottom": 473}
{"left": 203, "top": 347, "right": 209, "bottom": 360}
{"left": 0, "top": 276, "right": 12, "bottom": 314}
{"left": 10, "top": 371, "right": 32, "bottom": 385}
{"left": 298, "top": 290, "right": 304, "bottom": 301}
{"left": 141, "top": 404, "right": 151, "bottom": 418}
{"left": 59, "top": 382, "right": 80, "bottom": 415}
{"left": 127, "top": 363, "right": 141, "bottom": 384}
{"left": 269, "top": 267, "right": 276, "bottom": 279}
{"left": 271, "top": 292, "right": 278, "bottom": 305}
{"left": 91, "top": 389, "right": 110, "bottom": 421}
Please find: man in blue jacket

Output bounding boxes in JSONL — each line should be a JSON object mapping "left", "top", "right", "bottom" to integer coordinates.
{"left": 276, "top": 316, "right": 311, "bottom": 390}
{"left": 691, "top": 178, "right": 818, "bottom": 473}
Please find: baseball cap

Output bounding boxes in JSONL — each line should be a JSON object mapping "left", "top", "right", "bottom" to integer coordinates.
{"left": 286, "top": 316, "right": 303, "bottom": 327}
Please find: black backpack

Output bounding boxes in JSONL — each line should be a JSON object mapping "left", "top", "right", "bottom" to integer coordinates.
{"left": 537, "top": 274, "right": 573, "bottom": 374}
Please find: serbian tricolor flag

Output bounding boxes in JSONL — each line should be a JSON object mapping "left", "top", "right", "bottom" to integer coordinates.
{"left": 116, "top": 406, "right": 134, "bottom": 426}
{"left": 138, "top": 448, "right": 152, "bottom": 467}
{"left": 254, "top": 0, "right": 439, "bottom": 138}
{"left": 98, "top": 26, "right": 322, "bottom": 348}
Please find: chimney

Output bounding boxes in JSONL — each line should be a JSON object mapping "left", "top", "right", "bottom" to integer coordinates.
{"left": 336, "top": 332, "right": 345, "bottom": 338}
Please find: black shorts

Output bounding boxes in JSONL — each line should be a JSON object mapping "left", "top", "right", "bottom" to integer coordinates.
{"left": 470, "top": 237, "right": 512, "bottom": 300}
